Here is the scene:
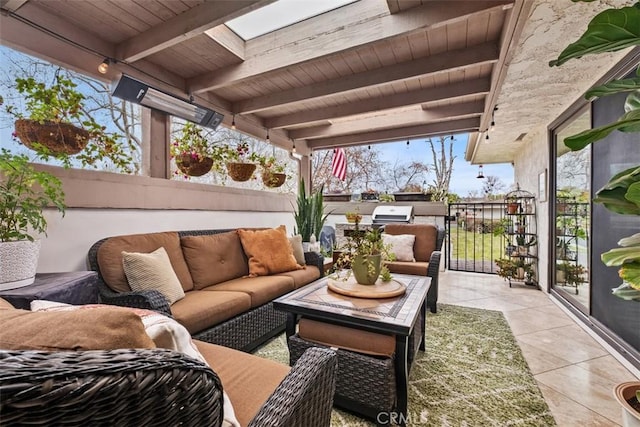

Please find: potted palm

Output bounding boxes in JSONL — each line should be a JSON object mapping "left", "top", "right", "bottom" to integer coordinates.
{"left": 0, "top": 149, "right": 65, "bottom": 290}
{"left": 5, "top": 73, "right": 133, "bottom": 172}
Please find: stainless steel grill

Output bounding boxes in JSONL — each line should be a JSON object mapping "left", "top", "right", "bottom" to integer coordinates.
{"left": 371, "top": 205, "right": 414, "bottom": 224}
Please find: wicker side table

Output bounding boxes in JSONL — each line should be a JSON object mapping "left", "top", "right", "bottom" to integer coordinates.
{"left": 0, "top": 272, "right": 99, "bottom": 309}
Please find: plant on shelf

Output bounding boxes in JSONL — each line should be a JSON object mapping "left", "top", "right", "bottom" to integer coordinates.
{"left": 170, "top": 122, "right": 214, "bottom": 178}
{"left": 332, "top": 219, "right": 394, "bottom": 285}
{"left": 556, "top": 262, "right": 587, "bottom": 294}
{"left": 379, "top": 193, "right": 395, "bottom": 202}
{"left": 0, "top": 149, "right": 65, "bottom": 288}
{"left": 257, "top": 155, "right": 287, "bottom": 188}
{"left": 495, "top": 258, "right": 534, "bottom": 284}
{"left": 550, "top": 1, "right": 640, "bottom": 302}
{"left": 5, "top": 73, "right": 133, "bottom": 172}
{"left": 293, "top": 179, "right": 330, "bottom": 245}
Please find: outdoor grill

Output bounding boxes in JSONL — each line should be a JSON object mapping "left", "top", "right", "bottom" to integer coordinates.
{"left": 371, "top": 205, "right": 414, "bottom": 225}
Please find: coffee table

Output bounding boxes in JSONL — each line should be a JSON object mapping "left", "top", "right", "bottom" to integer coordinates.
{"left": 273, "top": 274, "right": 430, "bottom": 426}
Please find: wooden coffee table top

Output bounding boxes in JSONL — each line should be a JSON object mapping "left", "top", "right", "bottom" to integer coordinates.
{"left": 274, "top": 274, "right": 430, "bottom": 335}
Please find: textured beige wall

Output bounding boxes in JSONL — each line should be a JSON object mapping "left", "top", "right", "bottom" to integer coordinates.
{"left": 513, "top": 126, "right": 550, "bottom": 292}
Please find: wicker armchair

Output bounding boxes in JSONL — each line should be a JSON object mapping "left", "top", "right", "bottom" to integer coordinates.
{"left": 0, "top": 347, "right": 337, "bottom": 427}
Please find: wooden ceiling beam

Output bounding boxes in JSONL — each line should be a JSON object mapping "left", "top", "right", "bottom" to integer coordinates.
{"left": 1, "top": 0, "right": 29, "bottom": 12}
{"left": 116, "top": 0, "right": 273, "bottom": 63}
{"left": 204, "top": 25, "right": 246, "bottom": 61}
{"left": 267, "top": 77, "right": 491, "bottom": 129}
{"left": 289, "top": 100, "right": 485, "bottom": 140}
{"left": 307, "top": 117, "right": 480, "bottom": 149}
{"left": 234, "top": 42, "right": 498, "bottom": 114}
{"left": 189, "top": 0, "right": 512, "bottom": 93}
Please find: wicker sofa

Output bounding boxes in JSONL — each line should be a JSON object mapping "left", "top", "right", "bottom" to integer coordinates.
{"left": 88, "top": 228, "right": 324, "bottom": 352}
{"left": 382, "top": 223, "right": 445, "bottom": 313}
{"left": 0, "top": 298, "right": 337, "bottom": 427}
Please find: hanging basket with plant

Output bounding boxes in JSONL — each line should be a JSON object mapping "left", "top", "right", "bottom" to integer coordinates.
{"left": 221, "top": 142, "right": 258, "bottom": 181}
{"left": 258, "top": 155, "right": 287, "bottom": 188}
{"left": 5, "top": 72, "right": 133, "bottom": 172}
{"left": 170, "top": 122, "right": 214, "bottom": 178}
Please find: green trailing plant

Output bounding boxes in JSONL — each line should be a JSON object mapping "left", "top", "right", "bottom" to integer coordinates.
{"left": 495, "top": 257, "right": 534, "bottom": 282}
{"left": 0, "top": 149, "right": 65, "bottom": 242}
{"left": 5, "top": 73, "right": 133, "bottom": 173}
{"left": 293, "top": 179, "right": 330, "bottom": 242}
{"left": 549, "top": 0, "right": 640, "bottom": 300}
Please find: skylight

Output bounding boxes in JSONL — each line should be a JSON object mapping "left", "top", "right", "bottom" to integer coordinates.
{"left": 224, "top": 0, "right": 358, "bottom": 41}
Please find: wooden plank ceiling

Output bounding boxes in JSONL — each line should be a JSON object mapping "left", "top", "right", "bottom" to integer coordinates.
{"left": 0, "top": 0, "right": 525, "bottom": 155}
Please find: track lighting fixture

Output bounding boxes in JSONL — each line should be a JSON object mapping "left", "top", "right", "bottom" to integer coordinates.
{"left": 98, "top": 58, "right": 110, "bottom": 74}
{"left": 231, "top": 115, "right": 236, "bottom": 130}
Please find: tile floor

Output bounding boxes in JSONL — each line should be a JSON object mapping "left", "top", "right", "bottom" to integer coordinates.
{"left": 438, "top": 270, "right": 639, "bottom": 427}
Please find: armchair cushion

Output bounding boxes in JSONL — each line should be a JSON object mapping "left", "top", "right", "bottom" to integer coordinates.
{"left": 181, "top": 232, "right": 249, "bottom": 289}
{"left": 0, "top": 307, "right": 155, "bottom": 351}
{"left": 381, "top": 233, "right": 416, "bottom": 262}
{"left": 122, "top": 247, "right": 186, "bottom": 304}
{"left": 384, "top": 224, "right": 437, "bottom": 262}
{"left": 237, "top": 226, "right": 302, "bottom": 277}
{"left": 384, "top": 261, "right": 428, "bottom": 276}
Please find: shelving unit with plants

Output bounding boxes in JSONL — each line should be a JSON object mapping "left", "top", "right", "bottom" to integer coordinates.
{"left": 496, "top": 187, "right": 538, "bottom": 288}
{"left": 555, "top": 196, "right": 589, "bottom": 294}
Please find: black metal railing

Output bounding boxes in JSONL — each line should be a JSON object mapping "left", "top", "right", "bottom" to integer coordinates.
{"left": 446, "top": 202, "right": 507, "bottom": 274}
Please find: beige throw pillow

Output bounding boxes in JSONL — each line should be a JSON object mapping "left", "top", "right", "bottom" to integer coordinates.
{"left": 382, "top": 233, "right": 416, "bottom": 262}
{"left": 122, "top": 247, "right": 185, "bottom": 304}
{"left": 289, "top": 235, "right": 306, "bottom": 266}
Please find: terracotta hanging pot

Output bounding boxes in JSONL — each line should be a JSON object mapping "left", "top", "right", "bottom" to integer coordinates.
{"left": 227, "top": 162, "right": 256, "bottom": 181}
{"left": 262, "top": 171, "right": 286, "bottom": 188}
{"left": 14, "top": 119, "right": 90, "bottom": 155}
{"left": 176, "top": 154, "right": 213, "bottom": 177}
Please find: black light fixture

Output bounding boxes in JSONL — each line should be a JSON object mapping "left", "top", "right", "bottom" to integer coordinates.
{"left": 266, "top": 129, "right": 270, "bottom": 142}
{"left": 291, "top": 139, "right": 296, "bottom": 153}
{"left": 450, "top": 135, "right": 454, "bottom": 141}
{"left": 111, "top": 75, "right": 224, "bottom": 129}
{"left": 406, "top": 140, "right": 410, "bottom": 148}
{"left": 477, "top": 164, "right": 485, "bottom": 179}
{"left": 490, "top": 105, "right": 498, "bottom": 131}
{"left": 98, "top": 58, "right": 110, "bottom": 74}
{"left": 368, "top": 145, "right": 371, "bottom": 150}
{"left": 485, "top": 133, "right": 490, "bottom": 142}
{"left": 231, "top": 115, "right": 236, "bottom": 130}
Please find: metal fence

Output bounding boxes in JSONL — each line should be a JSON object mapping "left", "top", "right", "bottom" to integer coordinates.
{"left": 446, "top": 202, "right": 507, "bottom": 274}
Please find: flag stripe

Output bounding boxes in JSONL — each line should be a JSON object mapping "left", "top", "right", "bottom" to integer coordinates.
{"left": 332, "top": 148, "right": 346, "bottom": 181}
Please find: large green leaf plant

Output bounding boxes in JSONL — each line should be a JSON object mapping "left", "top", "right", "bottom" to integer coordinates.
{"left": 293, "top": 179, "right": 330, "bottom": 242}
{"left": 549, "top": 0, "right": 640, "bottom": 300}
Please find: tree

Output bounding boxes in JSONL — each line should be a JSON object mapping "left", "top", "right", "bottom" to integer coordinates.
{"left": 385, "top": 160, "right": 429, "bottom": 192}
{"left": 482, "top": 175, "right": 506, "bottom": 199}
{"left": 427, "top": 136, "right": 455, "bottom": 199}
{"left": 311, "top": 146, "right": 385, "bottom": 193}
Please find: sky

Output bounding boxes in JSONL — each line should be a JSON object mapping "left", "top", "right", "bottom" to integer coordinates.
{"left": 373, "top": 134, "right": 514, "bottom": 197}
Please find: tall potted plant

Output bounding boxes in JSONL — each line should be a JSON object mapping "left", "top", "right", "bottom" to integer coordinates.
{"left": 0, "top": 149, "right": 65, "bottom": 290}
{"left": 293, "top": 179, "right": 330, "bottom": 248}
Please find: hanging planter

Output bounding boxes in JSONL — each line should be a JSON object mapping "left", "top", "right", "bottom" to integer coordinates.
{"left": 175, "top": 154, "right": 213, "bottom": 177}
{"left": 262, "top": 171, "right": 286, "bottom": 188}
{"left": 226, "top": 162, "right": 256, "bottom": 181}
{"left": 14, "top": 119, "right": 90, "bottom": 155}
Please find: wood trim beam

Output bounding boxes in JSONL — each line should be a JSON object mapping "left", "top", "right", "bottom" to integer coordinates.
{"left": 116, "top": 0, "right": 273, "bottom": 63}
{"left": 386, "top": 0, "right": 401, "bottom": 14}
{"left": 307, "top": 117, "right": 480, "bottom": 149}
{"left": 267, "top": 77, "right": 491, "bottom": 129}
{"left": 2, "top": 0, "right": 29, "bottom": 12}
{"left": 234, "top": 43, "right": 498, "bottom": 114}
{"left": 289, "top": 100, "right": 484, "bottom": 140}
{"left": 189, "top": 0, "right": 512, "bottom": 93}
{"left": 204, "top": 25, "right": 245, "bottom": 61}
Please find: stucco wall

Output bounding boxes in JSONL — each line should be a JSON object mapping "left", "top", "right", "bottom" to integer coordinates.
{"left": 513, "top": 126, "right": 550, "bottom": 292}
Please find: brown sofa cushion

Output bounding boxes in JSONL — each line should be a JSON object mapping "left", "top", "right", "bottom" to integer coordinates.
{"left": 384, "top": 224, "right": 438, "bottom": 262}
{"left": 237, "top": 226, "right": 302, "bottom": 277}
{"left": 181, "top": 232, "right": 249, "bottom": 289}
{"left": 97, "top": 231, "right": 194, "bottom": 293}
{"left": 0, "top": 307, "right": 155, "bottom": 351}
{"left": 298, "top": 318, "right": 395, "bottom": 357}
{"left": 170, "top": 290, "right": 252, "bottom": 334}
{"left": 194, "top": 340, "right": 290, "bottom": 427}
{"left": 275, "top": 266, "right": 321, "bottom": 289}
{"left": 385, "top": 261, "right": 429, "bottom": 276}
{"left": 203, "top": 276, "right": 295, "bottom": 308}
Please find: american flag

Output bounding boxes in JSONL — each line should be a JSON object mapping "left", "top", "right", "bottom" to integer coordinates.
{"left": 332, "top": 148, "right": 346, "bottom": 181}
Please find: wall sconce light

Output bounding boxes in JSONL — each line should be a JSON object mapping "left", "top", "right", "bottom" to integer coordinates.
{"left": 231, "top": 115, "right": 236, "bottom": 130}
{"left": 477, "top": 165, "right": 485, "bottom": 179}
{"left": 98, "top": 58, "right": 110, "bottom": 74}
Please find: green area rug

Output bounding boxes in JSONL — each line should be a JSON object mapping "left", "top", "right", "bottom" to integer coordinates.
{"left": 253, "top": 304, "right": 556, "bottom": 426}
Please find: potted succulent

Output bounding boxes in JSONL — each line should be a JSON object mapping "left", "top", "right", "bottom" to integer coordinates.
{"left": 333, "top": 219, "right": 393, "bottom": 285}
{"left": 0, "top": 149, "right": 65, "bottom": 290}
{"left": 5, "top": 73, "right": 133, "bottom": 172}
{"left": 258, "top": 155, "right": 287, "bottom": 188}
{"left": 170, "top": 122, "right": 214, "bottom": 177}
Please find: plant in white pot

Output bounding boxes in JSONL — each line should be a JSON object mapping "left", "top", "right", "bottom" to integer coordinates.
{"left": 0, "top": 149, "right": 65, "bottom": 290}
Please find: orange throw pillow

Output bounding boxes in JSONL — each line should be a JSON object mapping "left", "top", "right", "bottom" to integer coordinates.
{"left": 237, "top": 225, "right": 303, "bottom": 277}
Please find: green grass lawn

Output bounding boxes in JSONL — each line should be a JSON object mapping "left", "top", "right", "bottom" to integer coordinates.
{"left": 449, "top": 227, "right": 504, "bottom": 261}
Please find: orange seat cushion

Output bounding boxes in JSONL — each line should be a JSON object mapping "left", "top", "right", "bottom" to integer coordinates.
{"left": 170, "top": 290, "right": 251, "bottom": 334}
{"left": 202, "top": 276, "right": 294, "bottom": 308}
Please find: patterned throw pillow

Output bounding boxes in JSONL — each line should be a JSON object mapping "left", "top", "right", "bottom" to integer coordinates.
{"left": 288, "top": 234, "right": 307, "bottom": 266}
{"left": 237, "top": 226, "right": 303, "bottom": 277}
{"left": 382, "top": 233, "right": 416, "bottom": 262}
{"left": 122, "top": 247, "right": 185, "bottom": 304}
